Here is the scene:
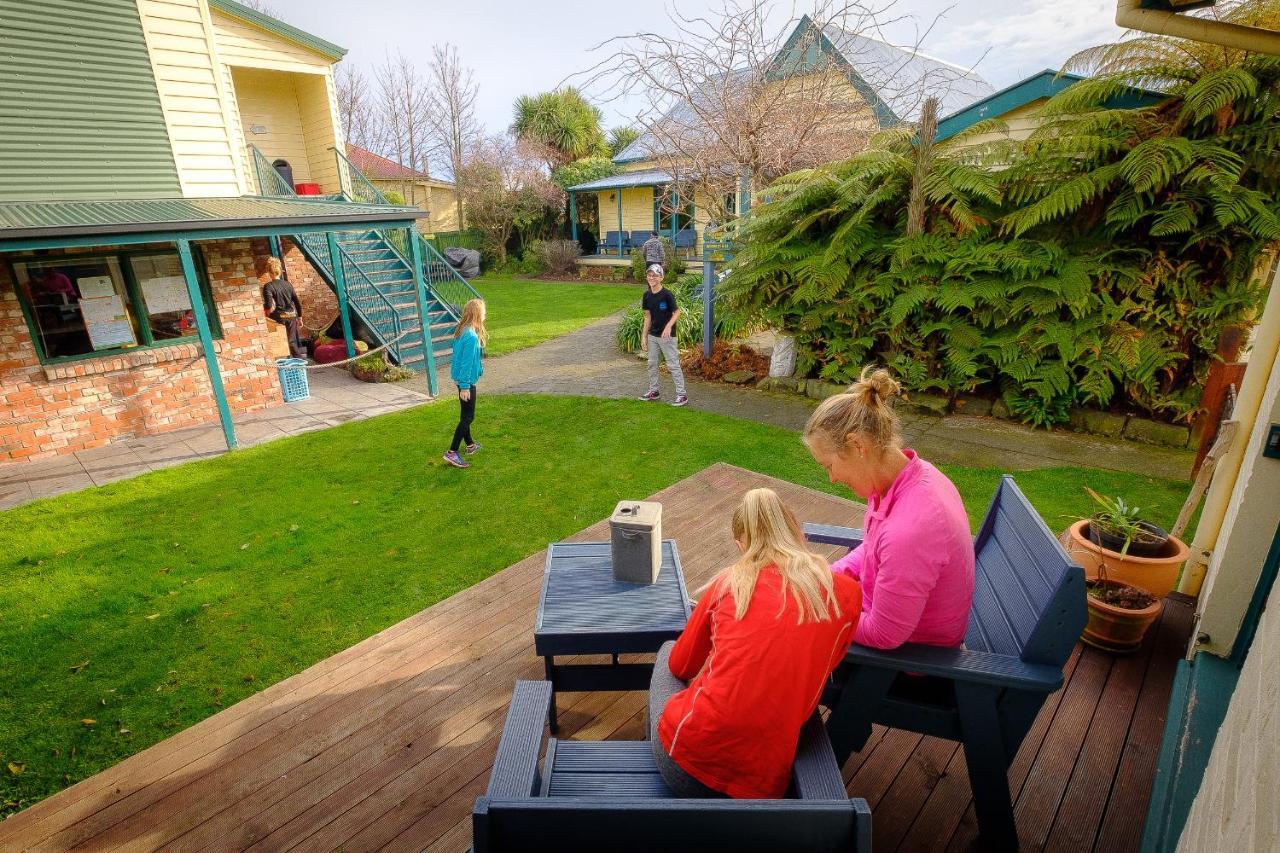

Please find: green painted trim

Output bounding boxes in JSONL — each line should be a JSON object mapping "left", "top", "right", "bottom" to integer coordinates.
{"left": 325, "top": 232, "right": 356, "bottom": 359}
{"left": 208, "top": 0, "right": 346, "bottom": 60}
{"left": 0, "top": 218, "right": 418, "bottom": 253}
{"left": 177, "top": 240, "right": 236, "bottom": 450}
{"left": 616, "top": 191, "right": 624, "bottom": 257}
{"left": 6, "top": 247, "right": 220, "bottom": 366}
{"left": 406, "top": 230, "right": 438, "bottom": 397}
{"left": 1231, "top": 521, "right": 1280, "bottom": 662}
{"left": 569, "top": 192, "right": 578, "bottom": 243}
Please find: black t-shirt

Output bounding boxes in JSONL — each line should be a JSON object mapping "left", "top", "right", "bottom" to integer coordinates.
{"left": 262, "top": 278, "right": 302, "bottom": 317}
{"left": 642, "top": 287, "right": 678, "bottom": 337}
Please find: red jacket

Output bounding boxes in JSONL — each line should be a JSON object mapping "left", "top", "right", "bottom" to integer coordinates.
{"left": 657, "top": 567, "right": 862, "bottom": 798}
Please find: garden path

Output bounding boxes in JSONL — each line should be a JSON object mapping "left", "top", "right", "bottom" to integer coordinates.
{"left": 481, "top": 312, "right": 1194, "bottom": 480}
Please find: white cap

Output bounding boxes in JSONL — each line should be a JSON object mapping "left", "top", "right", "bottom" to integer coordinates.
{"left": 647, "top": 264, "right": 664, "bottom": 276}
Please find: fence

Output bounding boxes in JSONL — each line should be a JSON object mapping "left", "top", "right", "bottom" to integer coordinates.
{"left": 426, "top": 230, "right": 484, "bottom": 254}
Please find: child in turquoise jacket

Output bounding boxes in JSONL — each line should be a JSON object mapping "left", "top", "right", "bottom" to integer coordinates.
{"left": 444, "top": 298, "right": 486, "bottom": 469}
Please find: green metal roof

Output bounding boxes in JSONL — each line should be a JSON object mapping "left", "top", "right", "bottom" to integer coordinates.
{"left": 209, "top": 0, "right": 347, "bottom": 61}
{"left": 567, "top": 169, "right": 673, "bottom": 192}
{"left": 0, "top": 197, "right": 422, "bottom": 247}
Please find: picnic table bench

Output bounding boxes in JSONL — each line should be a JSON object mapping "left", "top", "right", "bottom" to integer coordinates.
{"left": 805, "top": 475, "right": 1086, "bottom": 852}
{"left": 473, "top": 680, "right": 873, "bottom": 852}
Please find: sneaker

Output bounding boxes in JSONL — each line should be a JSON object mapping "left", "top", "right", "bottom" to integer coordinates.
{"left": 464, "top": 442, "right": 483, "bottom": 455}
{"left": 638, "top": 390, "right": 661, "bottom": 401}
{"left": 672, "top": 394, "right": 689, "bottom": 407}
{"left": 443, "top": 450, "right": 469, "bottom": 468}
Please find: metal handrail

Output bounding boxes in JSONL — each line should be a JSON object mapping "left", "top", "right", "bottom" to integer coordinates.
{"left": 248, "top": 144, "right": 297, "bottom": 197}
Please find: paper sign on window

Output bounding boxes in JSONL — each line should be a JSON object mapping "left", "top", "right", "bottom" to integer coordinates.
{"left": 140, "top": 276, "right": 192, "bottom": 314}
{"left": 77, "top": 275, "right": 115, "bottom": 299}
{"left": 81, "top": 296, "right": 137, "bottom": 351}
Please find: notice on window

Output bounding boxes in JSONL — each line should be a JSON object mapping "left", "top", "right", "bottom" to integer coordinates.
{"left": 140, "top": 275, "right": 191, "bottom": 314}
{"left": 81, "top": 296, "right": 137, "bottom": 351}
{"left": 77, "top": 275, "right": 115, "bottom": 299}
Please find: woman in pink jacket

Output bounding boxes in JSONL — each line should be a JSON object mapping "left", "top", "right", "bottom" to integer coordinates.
{"left": 803, "top": 368, "right": 975, "bottom": 649}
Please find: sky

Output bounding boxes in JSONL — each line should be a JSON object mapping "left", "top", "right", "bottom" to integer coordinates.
{"left": 265, "top": 0, "right": 1129, "bottom": 138}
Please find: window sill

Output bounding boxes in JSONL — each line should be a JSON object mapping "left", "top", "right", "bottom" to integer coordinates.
{"left": 42, "top": 340, "right": 224, "bottom": 381}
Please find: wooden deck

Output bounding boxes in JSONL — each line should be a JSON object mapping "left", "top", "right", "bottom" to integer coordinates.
{"left": 0, "top": 463, "right": 1191, "bottom": 852}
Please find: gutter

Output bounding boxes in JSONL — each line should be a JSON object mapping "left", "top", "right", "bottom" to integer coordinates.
{"left": 1116, "top": 0, "right": 1280, "bottom": 53}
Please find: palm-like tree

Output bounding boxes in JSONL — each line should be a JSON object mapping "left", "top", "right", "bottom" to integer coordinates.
{"left": 511, "top": 88, "right": 609, "bottom": 169}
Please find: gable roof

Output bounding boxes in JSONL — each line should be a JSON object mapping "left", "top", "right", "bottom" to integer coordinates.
{"left": 614, "top": 16, "right": 994, "bottom": 164}
{"left": 345, "top": 145, "right": 453, "bottom": 187}
{"left": 208, "top": 0, "right": 346, "bottom": 62}
{"left": 934, "top": 69, "right": 1166, "bottom": 143}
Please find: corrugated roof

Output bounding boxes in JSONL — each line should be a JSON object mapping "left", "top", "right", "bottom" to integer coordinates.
{"left": 208, "top": 0, "right": 346, "bottom": 61}
{"left": 0, "top": 197, "right": 423, "bottom": 243}
{"left": 614, "top": 17, "right": 995, "bottom": 164}
{"left": 566, "top": 169, "right": 673, "bottom": 192}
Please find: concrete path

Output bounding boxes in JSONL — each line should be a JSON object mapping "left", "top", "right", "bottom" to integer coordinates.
{"left": 482, "top": 313, "right": 1195, "bottom": 481}
{"left": 0, "top": 370, "right": 431, "bottom": 510}
{"left": 0, "top": 311, "right": 1192, "bottom": 510}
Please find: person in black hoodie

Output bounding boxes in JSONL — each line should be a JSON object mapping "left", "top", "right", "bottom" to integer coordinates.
{"left": 261, "top": 257, "right": 307, "bottom": 358}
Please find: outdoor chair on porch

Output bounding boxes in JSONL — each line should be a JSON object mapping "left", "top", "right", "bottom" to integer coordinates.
{"left": 630, "top": 230, "right": 654, "bottom": 250}
{"left": 602, "top": 231, "right": 628, "bottom": 256}
{"left": 673, "top": 229, "right": 696, "bottom": 257}
{"left": 473, "top": 680, "right": 872, "bottom": 852}
{"left": 804, "top": 475, "right": 1086, "bottom": 852}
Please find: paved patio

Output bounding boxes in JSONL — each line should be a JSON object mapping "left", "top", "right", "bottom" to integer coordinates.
{"left": 0, "top": 370, "right": 433, "bottom": 510}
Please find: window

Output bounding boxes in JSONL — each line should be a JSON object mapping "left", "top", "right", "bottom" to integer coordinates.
{"left": 655, "top": 189, "right": 695, "bottom": 234}
{"left": 11, "top": 248, "right": 219, "bottom": 364}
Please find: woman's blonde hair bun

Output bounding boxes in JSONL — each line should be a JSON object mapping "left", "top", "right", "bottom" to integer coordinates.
{"left": 806, "top": 366, "right": 902, "bottom": 454}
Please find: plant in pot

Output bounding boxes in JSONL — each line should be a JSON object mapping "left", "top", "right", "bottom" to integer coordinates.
{"left": 1070, "top": 489, "right": 1166, "bottom": 653}
{"left": 351, "top": 352, "right": 389, "bottom": 383}
{"left": 1060, "top": 488, "right": 1190, "bottom": 600}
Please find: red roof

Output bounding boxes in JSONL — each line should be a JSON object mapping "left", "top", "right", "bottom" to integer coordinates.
{"left": 345, "top": 144, "right": 432, "bottom": 181}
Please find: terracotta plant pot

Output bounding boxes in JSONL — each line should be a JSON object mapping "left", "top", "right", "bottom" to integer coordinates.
{"left": 1082, "top": 580, "right": 1163, "bottom": 653}
{"left": 1060, "top": 519, "right": 1189, "bottom": 599}
{"left": 350, "top": 366, "right": 384, "bottom": 383}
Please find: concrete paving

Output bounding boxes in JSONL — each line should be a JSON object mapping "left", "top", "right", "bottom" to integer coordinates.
{"left": 0, "top": 311, "right": 1192, "bottom": 511}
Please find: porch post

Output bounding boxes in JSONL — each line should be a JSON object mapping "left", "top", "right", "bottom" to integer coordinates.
{"left": 616, "top": 189, "right": 624, "bottom": 257}
{"left": 738, "top": 172, "right": 750, "bottom": 217}
{"left": 702, "top": 244, "right": 714, "bottom": 358}
{"left": 326, "top": 232, "right": 357, "bottom": 358}
{"left": 268, "top": 235, "right": 285, "bottom": 272}
{"left": 407, "top": 228, "right": 440, "bottom": 397}
{"left": 670, "top": 187, "right": 678, "bottom": 246}
{"left": 569, "top": 191, "right": 578, "bottom": 243}
{"left": 176, "top": 239, "right": 236, "bottom": 450}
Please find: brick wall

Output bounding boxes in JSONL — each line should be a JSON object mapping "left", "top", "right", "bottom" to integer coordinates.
{"left": 280, "top": 237, "right": 340, "bottom": 337}
{"left": 0, "top": 239, "right": 281, "bottom": 461}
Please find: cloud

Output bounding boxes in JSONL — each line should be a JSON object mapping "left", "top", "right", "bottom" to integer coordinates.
{"left": 930, "top": 0, "right": 1126, "bottom": 83}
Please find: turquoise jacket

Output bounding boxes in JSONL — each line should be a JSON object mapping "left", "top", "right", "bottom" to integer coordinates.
{"left": 450, "top": 327, "right": 484, "bottom": 389}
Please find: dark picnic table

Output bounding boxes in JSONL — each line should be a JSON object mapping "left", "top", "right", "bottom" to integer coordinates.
{"left": 534, "top": 540, "right": 691, "bottom": 731}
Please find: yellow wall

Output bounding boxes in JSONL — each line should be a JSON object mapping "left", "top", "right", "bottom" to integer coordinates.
{"left": 372, "top": 179, "right": 461, "bottom": 233}
{"left": 210, "top": 8, "right": 335, "bottom": 74}
{"left": 941, "top": 99, "right": 1048, "bottom": 151}
{"left": 136, "top": 0, "right": 244, "bottom": 197}
{"left": 595, "top": 187, "right": 655, "bottom": 240}
{"left": 231, "top": 67, "right": 312, "bottom": 184}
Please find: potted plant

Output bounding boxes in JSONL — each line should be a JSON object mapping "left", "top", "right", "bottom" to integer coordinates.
{"left": 350, "top": 352, "right": 388, "bottom": 383}
{"left": 1060, "top": 488, "right": 1190, "bottom": 599}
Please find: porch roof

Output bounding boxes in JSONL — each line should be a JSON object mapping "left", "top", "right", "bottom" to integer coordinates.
{"left": 566, "top": 168, "right": 673, "bottom": 193}
{"left": 0, "top": 197, "right": 424, "bottom": 251}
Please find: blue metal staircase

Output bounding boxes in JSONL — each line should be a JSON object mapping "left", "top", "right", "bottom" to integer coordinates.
{"left": 247, "top": 145, "right": 482, "bottom": 380}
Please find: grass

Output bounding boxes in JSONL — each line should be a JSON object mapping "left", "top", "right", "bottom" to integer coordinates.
{"left": 473, "top": 275, "right": 638, "bottom": 356}
{"left": 0, "top": 395, "right": 1192, "bottom": 815}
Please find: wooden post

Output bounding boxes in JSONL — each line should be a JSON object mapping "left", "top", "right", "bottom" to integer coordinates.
{"left": 670, "top": 187, "right": 678, "bottom": 249}
{"left": 616, "top": 190, "right": 624, "bottom": 258}
{"left": 407, "top": 229, "right": 440, "bottom": 397}
{"left": 569, "top": 192, "right": 578, "bottom": 243}
{"left": 702, "top": 247, "right": 714, "bottom": 358}
{"left": 176, "top": 239, "right": 236, "bottom": 450}
{"left": 1192, "top": 325, "right": 1248, "bottom": 476}
{"left": 326, "top": 232, "right": 356, "bottom": 359}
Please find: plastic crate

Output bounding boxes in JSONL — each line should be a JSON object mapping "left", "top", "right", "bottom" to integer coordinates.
{"left": 275, "top": 358, "right": 310, "bottom": 402}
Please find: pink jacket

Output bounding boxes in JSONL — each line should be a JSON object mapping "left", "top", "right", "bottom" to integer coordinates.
{"left": 832, "top": 450, "right": 975, "bottom": 649}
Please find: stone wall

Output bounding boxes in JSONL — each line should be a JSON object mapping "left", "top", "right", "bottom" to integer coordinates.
{"left": 0, "top": 238, "right": 281, "bottom": 461}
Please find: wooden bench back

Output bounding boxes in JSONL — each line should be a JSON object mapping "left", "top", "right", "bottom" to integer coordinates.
{"left": 966, "top": 476, "right": 1086, "bottom": 668}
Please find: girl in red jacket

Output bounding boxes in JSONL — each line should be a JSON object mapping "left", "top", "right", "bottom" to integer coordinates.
{"left": 649, "top": 487, "right": 862, "bottom": 798}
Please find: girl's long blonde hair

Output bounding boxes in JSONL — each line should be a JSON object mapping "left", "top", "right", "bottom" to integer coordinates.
{"left": 699, "top": 488, "right": 842, "bottom": 624}
{"left": 453, "top": 298, "right": 488, "bottom": 347}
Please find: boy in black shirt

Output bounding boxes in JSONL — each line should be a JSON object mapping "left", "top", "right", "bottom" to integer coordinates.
{"left": 261, "top": 257, "right": 306, "bottom": 358}
{"left": 638, "top": 264, "right": 688, "bottom": 406}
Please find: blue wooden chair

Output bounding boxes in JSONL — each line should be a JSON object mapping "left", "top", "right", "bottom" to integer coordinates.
{"left": 601, "top": 231, "right": 628, "bottom": 256}
{"left": 673, "top": 229, "right": 696, "bottom": 256}
{"left": 473, "top": 680, "right": 872, "bottom": 852}
{"left": 804, "top": 476, "right": 1086, "bottom": 852}
{"left": 629, "top": 230, "right": 655, "bottom": 249}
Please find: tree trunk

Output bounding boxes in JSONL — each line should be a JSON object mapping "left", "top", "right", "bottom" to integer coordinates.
{"left": 906, "top": 97, "right": 940, "bottom": 238}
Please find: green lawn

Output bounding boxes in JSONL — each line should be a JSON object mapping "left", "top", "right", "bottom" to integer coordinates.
{"left": 0, "top": 395, "right": 1191, "bottom": 814}
{"left": 474, "top": 276, "right": 638, "bottom": 355}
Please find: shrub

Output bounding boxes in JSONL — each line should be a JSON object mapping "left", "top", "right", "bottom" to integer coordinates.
{"left": 537, "top": 239, "right": 583, "bottom": 276}
{"left": 629, "top": 237, "right": 686, "bottom": 284}
{"left": 382, "top": 189, "right": 406, "bottom": 205}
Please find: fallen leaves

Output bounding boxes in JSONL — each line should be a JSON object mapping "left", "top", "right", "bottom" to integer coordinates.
{"left": 80, "top": 719, "right": 95, "bottom": 727}
{"left": 145, "top": 613, "right": 160, "bottom": 620}
{"left": 7, "top": 762, "right": 24, "bottom": 775}
{"left": 69, "top": 660, "right": 89, "bottom": 675}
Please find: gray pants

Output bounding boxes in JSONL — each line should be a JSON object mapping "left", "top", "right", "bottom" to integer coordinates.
{"left": 648, "top": 641, "right": 725, "bottom": 798}
{"left": 647, "top": 334, "right": 686, "bottom": 397}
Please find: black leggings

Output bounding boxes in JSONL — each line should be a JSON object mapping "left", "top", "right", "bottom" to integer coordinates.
{"left": 450, "top": 385, "right": 477, "bottom": 452}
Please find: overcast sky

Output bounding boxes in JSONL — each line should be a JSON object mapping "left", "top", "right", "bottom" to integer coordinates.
{"left": 266, "top": 0, "right": 1127, "bottom": 136}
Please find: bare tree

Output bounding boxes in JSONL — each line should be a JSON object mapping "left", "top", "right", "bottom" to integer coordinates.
{"left": 335, "top": 64, "right": 382, "bottom": 154}
{"left": 238, "top": 0, "right": 283, "bottom": 17}
{"left": 375, "top": 51, "right": 432, "bottom": 177}
{"left": 458, "top": 134, "right": 561, "bottom": 263}
{"left": 423, "top": 43, "right": 481, "bottom": 230}
{"left": 579, "top": 0, "right": 970, "bottom": 224}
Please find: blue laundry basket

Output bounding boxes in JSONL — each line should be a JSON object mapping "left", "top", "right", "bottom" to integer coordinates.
{"left": 275, "top": 358, "right": 310, "bottom": 402}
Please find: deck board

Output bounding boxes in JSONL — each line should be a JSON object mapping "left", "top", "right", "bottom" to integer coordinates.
{"left": 0, "top": 463, "right": 1193, "bottom": 853}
